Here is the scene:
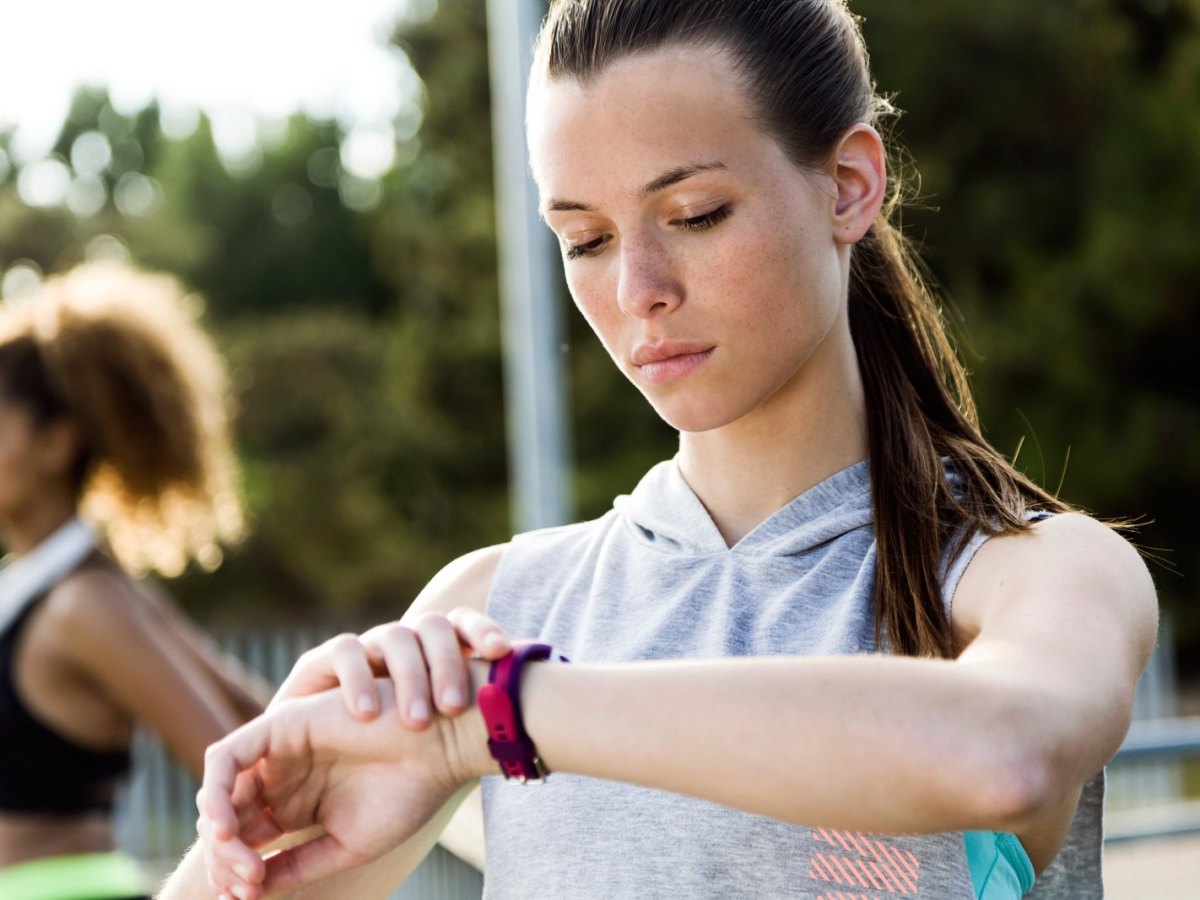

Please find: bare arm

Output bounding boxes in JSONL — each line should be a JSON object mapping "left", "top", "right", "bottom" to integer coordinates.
{"left": 49, "top": 570, "right": 247, "bottom": 777}
{"left": 486, "top": 514, "right": 1156, "bottom": 832}
{"left": 138, "top": 578, "right": 273, "bottom": 720}
{"left": 201, "top": 514, "right": 1158, "bottom": 896}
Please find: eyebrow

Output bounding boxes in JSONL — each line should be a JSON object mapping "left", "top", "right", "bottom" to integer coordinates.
{"left": 543, "top": 161, "right": 728, "bottom": 214}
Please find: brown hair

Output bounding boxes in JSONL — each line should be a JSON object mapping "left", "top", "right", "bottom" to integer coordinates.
{"left": 0, "top": 263, "right": 244, "bottom": 576}
{"left": 536, "top": 0, "right": 1072, "bottom": 657}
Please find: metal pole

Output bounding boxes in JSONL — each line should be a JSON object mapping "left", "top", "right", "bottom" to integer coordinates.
{"left": 485, "top": 0, "right": 573, "bottom": 532}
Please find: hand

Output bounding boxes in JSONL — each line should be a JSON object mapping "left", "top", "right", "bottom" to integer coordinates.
{"left": 198, "top": 678, "right": 485, "bottom": 899}
{"left": 272, "top": 608, "right": 511, "bottom": 729}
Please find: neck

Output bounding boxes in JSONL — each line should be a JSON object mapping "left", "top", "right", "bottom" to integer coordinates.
{"left": 2, "top": 494, "right": 78, "bottom": 558}
{"left": 678, "top": 320, "right": 868, "bottom": 547}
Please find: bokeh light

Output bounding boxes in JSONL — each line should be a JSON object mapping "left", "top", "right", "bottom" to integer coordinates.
{"left": 66, "top": 174, "right": 108, "bottom": 217}
{"left": 84, "top": 234, "right": 132, "bottom": 264}
{"left": 113, "top": 172, "right": 163, "bottom": 217}
{"left": 17, "top": 157, "right": 71, "bottom": 207}
{"left": 70, "top": 130, "right": 113, "bottom": 175}
{"left": 1, "top": 260, "right": 44, "bottom": 302}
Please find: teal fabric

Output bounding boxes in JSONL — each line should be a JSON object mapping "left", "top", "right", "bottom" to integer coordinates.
{"left": 964, "top": 830, "right": 1036, "bottom": 898}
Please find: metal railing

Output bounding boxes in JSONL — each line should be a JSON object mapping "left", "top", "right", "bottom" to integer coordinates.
{"left": 1107, "top": 716, "right": 1200, "bottom": 847}
{"left": 1113, "top": 717, "right": 1200, "bottom": 763}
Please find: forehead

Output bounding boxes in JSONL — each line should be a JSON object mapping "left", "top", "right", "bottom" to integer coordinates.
{"left": 527, "top": 46, "right": 772, "bottom": 203}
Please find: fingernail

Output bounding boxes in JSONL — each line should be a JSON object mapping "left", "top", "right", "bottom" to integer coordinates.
{"left": 356, "top": 694, "right": 376, "bottom": 714}
{"left": 410, "top": 698, "right": 429, "bottom": 721}
{"left": 483, "top": 632, "right": 507, "bottom": 652}
{"left": 231, "top": 886, "right": 249, "bottom": 900}
{"left": 442, "top": 686, "right": 465, "bottom": 708}
{"left": 234, "top": 863, "right": 254, "bottom": 881}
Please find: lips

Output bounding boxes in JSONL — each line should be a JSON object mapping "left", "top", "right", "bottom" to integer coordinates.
{"left": 630, "top": 341, "right": 715, "bottom": 385}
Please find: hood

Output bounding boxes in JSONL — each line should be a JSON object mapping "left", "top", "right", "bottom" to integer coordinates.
{"left": 613, "top": 458, "right": 873, "bottom": 557}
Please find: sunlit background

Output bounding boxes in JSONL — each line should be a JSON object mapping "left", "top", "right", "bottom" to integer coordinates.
{"left": 1, "top": 1, "right": 1198, "bottom": 890}
{"left": 2, "top": 0, "right": 1197, "bottom": 671}
{"left": 0, "top": 0, "right": 419, "bottom": 181}
{"left": 2, "top": 0, "right": 1197, "bottom": 687}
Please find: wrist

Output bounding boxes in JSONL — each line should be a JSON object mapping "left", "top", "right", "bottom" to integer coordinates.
{"left": 443, "top": 659, "right": 496, "bottom": 783}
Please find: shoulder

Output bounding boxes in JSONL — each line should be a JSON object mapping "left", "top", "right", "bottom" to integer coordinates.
{"left": 402, "top": 516, "right": 618, "bottom": 621}
{"left": 964, "top": 513, "right": 1152, "bottom": 597}
{"left": 43, "top": 562, "right": 140, "bottom": 630}
{"left": 509, "top": 512, "right": 622, "bottom": 558}
{"left": 404, "top": 543, "right": 510, "bottom": 620}
{"left": 953, "top": 512, "right": 1158, "bottom": 655}
{"left": 37, "top": 562, "right": 161, "bottom": 666}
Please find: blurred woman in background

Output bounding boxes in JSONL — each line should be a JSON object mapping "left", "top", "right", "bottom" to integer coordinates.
{"left": 0, "top": 263, "right": 271, "bottom": 899}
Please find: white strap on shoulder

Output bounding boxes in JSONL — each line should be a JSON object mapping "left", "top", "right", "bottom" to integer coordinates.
{"left": 0, "top": 518, "right": 98, "bottom": 635}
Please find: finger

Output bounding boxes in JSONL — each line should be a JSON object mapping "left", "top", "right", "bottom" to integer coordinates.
{"left": 197, "top": 769, "right": 268, "bottom": 847}
{"left": 198, "top": 810, "right": 266, "bottom": 900}
{"left": 447, "top": 607, "right": 512, "bottom": 659}
{"left": 201, "top": 721, "right": 274, "bottom": 841}
{"left": 200, "top": 821, "right": 272, "bottom": 895}
{"left": 199, "top": 821, "right": 270, "bottom": 898}
{"left": 327, "top": 633, "right": 382, "bottom": 719}
{"left": 414, "top": 613, "right": 472, "bottom": 715}
{"left": 278, "top": 633, "right": 387, "bottom": 711}
{"left": 271, "top": 645, "right": 340, "bottom": 707}
{"left": 355, "top": 624, "right": 397, "bottom": 674}
{"left": 373, "top": 624, "right": 434, "bottom": 729}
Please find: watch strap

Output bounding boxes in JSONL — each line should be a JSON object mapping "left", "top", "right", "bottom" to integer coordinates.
{"left": 478, "top": 642, "right": 568, "bottom": 783}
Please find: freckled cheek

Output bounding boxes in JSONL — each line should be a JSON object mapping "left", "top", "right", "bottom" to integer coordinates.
{"left": 706, "top": 231, "right": 797, "bottom": 319}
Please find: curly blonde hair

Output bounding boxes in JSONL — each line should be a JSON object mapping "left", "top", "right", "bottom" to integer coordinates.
{"left": 0, "top": 263, "right": 244, "bottom": 576}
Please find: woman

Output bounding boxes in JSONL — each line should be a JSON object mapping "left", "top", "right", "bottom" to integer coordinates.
{"left": 0, "top": 262, "right": 271, "bottom": 899}
{"left": 183, "top": 1, "right": 1157, "bottom": 898}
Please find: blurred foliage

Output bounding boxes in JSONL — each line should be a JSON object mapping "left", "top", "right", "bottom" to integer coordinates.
{"left": 856, "top": 0, "right": 1199, "bottom": 653}
{"left": 0, "top": 0, "right": 1196, "bottom": 660}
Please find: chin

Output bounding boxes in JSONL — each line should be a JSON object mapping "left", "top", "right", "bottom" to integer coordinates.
{"left": 646, "top": 396, "right": 744, "bottom": 435}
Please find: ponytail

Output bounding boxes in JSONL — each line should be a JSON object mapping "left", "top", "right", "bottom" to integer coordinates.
{"left": 849, "top": 220, "right": 1071, "bottom": 657}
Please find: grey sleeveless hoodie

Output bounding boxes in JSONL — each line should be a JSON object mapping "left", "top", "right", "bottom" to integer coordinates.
{"left": 482, "top": 459, "right": 1104, "bottom": 898}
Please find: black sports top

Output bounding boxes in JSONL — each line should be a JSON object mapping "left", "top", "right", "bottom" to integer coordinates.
{"left": 0, "top": 592, "right": 131, "bottom": 814}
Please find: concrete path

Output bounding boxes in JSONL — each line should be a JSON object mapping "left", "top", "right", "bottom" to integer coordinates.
{"left": 1105, "top": 834, "right": 1200, "bottom": 899}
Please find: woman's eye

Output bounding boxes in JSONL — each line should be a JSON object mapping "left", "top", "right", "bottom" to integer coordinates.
{"left": 673, "top": 204, "right": 733, "bottom": 232}
{"left": 564, "top": 235, "right": 607, "bottom": 260}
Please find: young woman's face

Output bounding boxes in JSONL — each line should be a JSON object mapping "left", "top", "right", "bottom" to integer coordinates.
{"left": 528, "top": 46, "right": 851, "bottom": 433}
{"left": 0, "top": 395, "right": 48, "bottom": 522}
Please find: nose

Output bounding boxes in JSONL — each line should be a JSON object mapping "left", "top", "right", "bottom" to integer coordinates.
{"left": 615, "top": 235, "right": 683, "bottom": 319}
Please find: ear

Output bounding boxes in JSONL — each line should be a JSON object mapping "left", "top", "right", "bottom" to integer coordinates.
{"left": 829, "top": 123, "right": 887, "bottom": 244}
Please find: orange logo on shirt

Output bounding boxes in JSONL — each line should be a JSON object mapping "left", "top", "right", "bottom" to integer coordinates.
{"left": 807, "top": 828, "right": 920, "bottom": 896}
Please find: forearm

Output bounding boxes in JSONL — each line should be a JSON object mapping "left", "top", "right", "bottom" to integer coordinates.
{"left": 192, "top": 636, "right": 273, "bottom": 721}
{"left": 153, "top": 593, "right": 272, "bottom": 722}
{"left": 157, "top": 843, "right": 212, "bottom": 899}
{"left": 220, "top": 661, "right": 274, "bottom": 722}
{"left": 454, "top": 654, "right": 1078, "bottom": 834}
{"left": 436, "top": 783, "right": 485, "bottom": 871}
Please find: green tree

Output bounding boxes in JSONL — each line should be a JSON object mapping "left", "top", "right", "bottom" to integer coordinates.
{"left": 857, "top": 0, "right": 1200, "bottom": 650}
